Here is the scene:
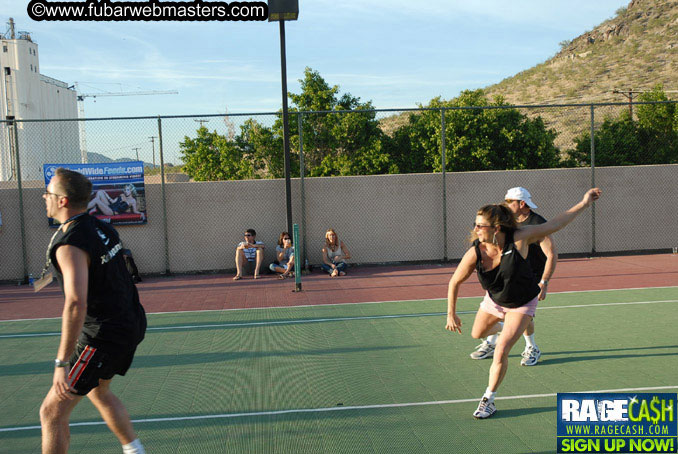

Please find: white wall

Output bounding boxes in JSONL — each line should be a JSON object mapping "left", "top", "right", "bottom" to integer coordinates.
{"left": 1, "top": 37, "right": 79, "bottom": 181}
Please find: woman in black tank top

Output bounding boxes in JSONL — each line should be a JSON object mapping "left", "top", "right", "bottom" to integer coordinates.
{"left": 444, "top": 188, "right": 602, "bottom": 419}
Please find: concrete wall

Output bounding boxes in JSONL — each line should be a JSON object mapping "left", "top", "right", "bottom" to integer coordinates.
{"left": 1, "top": 164, "right": 676, "bottom": 281}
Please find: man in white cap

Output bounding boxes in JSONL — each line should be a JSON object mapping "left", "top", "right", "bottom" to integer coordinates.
{"left": 469, "top": 187, "right": 557, "bottom": 366}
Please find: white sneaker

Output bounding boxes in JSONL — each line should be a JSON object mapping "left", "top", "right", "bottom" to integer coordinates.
{"left": 520, "top": 345, "right": 541, "bottom": 366}
{"left": 473, "top": 397, "right": 496, "bottom": 419}
{"left": 470, "top": 340, "right": 495, "bottom": 360}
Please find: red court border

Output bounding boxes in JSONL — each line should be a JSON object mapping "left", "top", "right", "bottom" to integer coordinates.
{"left": 1, "top": 254, "right": 676, "bottom": 321}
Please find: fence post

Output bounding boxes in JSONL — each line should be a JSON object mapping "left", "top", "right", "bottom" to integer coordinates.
{"left": 298, "top": 112, "right": 307, "bottom": 270}
{"left": 590, "top": 105, "right": 596, "bottom": 256}
{"left": 12, "top": 121, "right": 29, "bottom": 282}
{"left": 441, "top": 108, "right": 447, "bottom": 262}
{"left": 157, "top": 116, "right": 171, "bottom": 275}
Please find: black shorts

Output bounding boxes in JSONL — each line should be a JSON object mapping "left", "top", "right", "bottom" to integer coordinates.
{"left": 67, "top": 342, "right": 137, "bottom": 396}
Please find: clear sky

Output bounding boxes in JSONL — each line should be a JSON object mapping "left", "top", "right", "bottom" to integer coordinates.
{"left": 1, "top": 0, "right": 629, "bottom": 119}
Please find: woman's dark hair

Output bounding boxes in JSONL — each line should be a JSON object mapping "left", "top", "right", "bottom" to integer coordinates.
{"left": 477, "top": 204, "right": 517, "bottom": 233}
{"left": 278, "top": 231, "right": 291, "bottom": 247}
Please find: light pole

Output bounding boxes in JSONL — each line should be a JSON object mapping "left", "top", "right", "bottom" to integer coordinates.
{"left": 149, "top": 136, "right": 157, "bottom": 168}
{"left": 269, "top": 0, "right": 298, "bottom": 235}
{"left": 132, "top": 147, "right": 141, "bottom": 161}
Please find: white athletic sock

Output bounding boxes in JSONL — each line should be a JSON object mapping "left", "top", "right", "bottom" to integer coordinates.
{"left": 122, "top": 439, "right": 145, "bottom": 454}
{"left": 524, "top": 333, "right": 537, "bottom": 349}
{"left": 483, "top": 387, "right": 496, "bottom": 402}
{"left": 486, "top": 322, "right": 503, "bottom": 345}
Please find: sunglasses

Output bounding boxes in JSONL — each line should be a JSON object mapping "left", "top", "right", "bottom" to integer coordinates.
{"left": 473, "top": 223, "right": 493, "bottom": 229}
{"left": 283, "top": 237, "right": 290, "bottom": 240}
{"left": 244, "top": 234, "right": 253, "bottom": 237}
{"left": 43, "top": 191, "right": 65, "bottom": 198}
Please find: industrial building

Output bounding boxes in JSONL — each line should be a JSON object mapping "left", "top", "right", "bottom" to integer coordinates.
{"left": 1, "top": 18, "right": 80, "bottom": 181}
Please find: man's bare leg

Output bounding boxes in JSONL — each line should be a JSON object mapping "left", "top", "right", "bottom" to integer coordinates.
{"left": 87, "top": 379, "right": 137, "bottom": 444}
{"left": 40, "top": 387, "right": 83, "bottom": 454}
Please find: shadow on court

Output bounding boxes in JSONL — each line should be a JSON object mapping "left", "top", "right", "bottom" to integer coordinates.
{"left": 539, "top": 344, "right": 678, "bottom": 366}
{"left": 3, "top": 345, "right": 415, "bottom": 376}
{"left": 146, "top": 312, "right": 450, "bottom": 331}
{"left": 494, "top": 405, "right": 555, "bottom": 419}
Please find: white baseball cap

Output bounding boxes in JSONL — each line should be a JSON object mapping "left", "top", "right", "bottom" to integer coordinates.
{"left": 504, "top": 187, "right": 538, "bottom": 209}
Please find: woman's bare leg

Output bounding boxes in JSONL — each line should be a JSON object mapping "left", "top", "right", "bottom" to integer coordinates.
{"left": 487, "top": 312, "right": 532, "bottom": 392}
{"left": 87, "top": 191, "right": 114, "bottom": 215}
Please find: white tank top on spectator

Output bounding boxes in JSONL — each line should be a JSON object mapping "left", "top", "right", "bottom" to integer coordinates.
{"left": 327, "top": 244, "right": 345, "bottom": 262}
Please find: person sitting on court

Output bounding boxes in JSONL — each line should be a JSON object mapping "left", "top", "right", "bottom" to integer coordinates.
{"left": 445, "top": 188, "right": 601, "bottom": 420}
{"left": 321, "top": 228, "right": 351, "bottom": 277}
{"left": 234, "top": 228, "right": 265, "bottom": 280}
{"left": 269, "top": 231, "right": 295, "bottom": 279}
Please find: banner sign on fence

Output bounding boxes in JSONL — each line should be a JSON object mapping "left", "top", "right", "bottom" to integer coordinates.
{"left": 43, "top": 162, "right": 147, "bottom": 227}
{"left": 557, "top": 393, "right": 677, "bottom": 453}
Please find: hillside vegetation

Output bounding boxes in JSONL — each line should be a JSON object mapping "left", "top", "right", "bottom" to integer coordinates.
{"left": 485, "top": 0, "right": 678, "bottom": 105}
{"left": 380, "top": 0, "right": 678, "bottom": 151}
{"left": 169, "top": 1, "right": 678, "bottom": 181}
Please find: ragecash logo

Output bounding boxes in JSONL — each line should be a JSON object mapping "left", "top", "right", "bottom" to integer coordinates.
{"left": 557, "top": 393, "right": 677, "bottom": 453}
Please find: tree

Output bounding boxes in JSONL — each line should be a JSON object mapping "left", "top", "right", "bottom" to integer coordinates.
{"left": 179, "top": 126, "right": 254, "bottom": 181}
{"left": 570, "top": 111, "right": 642, "bottom": 166}
{"left": 636, "top": 84, "right": 678, "bottom": 163}
{"left": 236, "top": 118, "right": 289, "bottom": 179}
{"left": 381, "top": 112, "right": 433, "bottom": 174}
{"left": 385, "top": 90, "right": 562, "bottom": 173}
{"left": 288, "top": 68, "right": 390, "bottom": 176}
{"left": 179, "top": 73, "right": 567, "bottom": 180}
{"left": 569, "top": 85, "right": 678, "bottom": 166}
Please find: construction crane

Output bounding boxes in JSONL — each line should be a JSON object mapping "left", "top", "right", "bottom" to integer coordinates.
{"left": 73, "top": 82, "right": 178, "bottom": 163}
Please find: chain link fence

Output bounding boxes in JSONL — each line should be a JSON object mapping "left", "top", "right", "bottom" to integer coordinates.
{"left": 1, "top": 102, "right": 676, "bottom": 281}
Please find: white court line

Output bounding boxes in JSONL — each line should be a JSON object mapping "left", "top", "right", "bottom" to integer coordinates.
{"left": 1, "top": 385, "right": 677, "bottom": 433}
{"left": 1, "top": 299, "right": 677, "bottom": 339}
{"left": 1, "top": 285, "right": 677, "bottom": 323}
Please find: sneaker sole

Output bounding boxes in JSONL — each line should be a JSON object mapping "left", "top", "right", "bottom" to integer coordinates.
{"left": 470, "top": 352, "right": 494, "bottom": 360}
{"left": 473, "top": 409, "right": 496, "bottom": 419}
{"left": 520, "top": 353, "right": 541, "bottom": 366}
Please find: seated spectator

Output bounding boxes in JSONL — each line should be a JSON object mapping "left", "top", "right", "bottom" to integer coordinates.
{"left": 234, "top": 228, "right": 265, "bottom": 280}
{"left": 321, "top": 228, "right": 351, "bottom": 277}
{"left": 269, "top": 232, "right": 295, "bottom": 279}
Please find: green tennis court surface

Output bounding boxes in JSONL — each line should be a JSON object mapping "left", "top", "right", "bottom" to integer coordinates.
{"left": 1, "top": 287, "right": 677, "bottom": 453}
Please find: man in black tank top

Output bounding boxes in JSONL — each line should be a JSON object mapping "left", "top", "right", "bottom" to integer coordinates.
{"left": 506, "top": 188, "right": 557, "bottom": 366}
{"left": 39, "top": 168, "right": 146, "bottom": 454}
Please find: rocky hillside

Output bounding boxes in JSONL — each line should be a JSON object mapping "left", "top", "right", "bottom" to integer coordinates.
{"left": 380, "top": 0, "right": 678, "bottom": 151}
{"left": 485, "top": 0, "right": 678, "bottom": 105}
